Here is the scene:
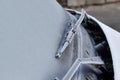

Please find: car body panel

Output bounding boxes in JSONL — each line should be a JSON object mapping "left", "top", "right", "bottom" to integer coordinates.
{"left": 0, "top": 0, "right": 72, "bottom": 80}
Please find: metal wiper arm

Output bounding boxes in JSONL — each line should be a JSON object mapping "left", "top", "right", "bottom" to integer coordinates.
{"left": 55, "top": 9, "right": 86, "bottom": 59}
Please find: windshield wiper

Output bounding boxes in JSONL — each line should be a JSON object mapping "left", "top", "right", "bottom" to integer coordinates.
{"left": 55, "top": 9, "right": 86, "bottom": 59}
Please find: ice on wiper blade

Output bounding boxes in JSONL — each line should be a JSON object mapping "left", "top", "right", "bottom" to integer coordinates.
{"left": 55, "top": 9, "right": 86, "bottom": 59}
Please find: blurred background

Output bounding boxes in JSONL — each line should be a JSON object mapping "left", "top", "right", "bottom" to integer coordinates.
{"left": 57, "top": 0, "right": 120, "bottom": 32}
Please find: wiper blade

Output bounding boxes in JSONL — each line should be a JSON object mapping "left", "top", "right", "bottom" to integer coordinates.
{"left": 55, "top": 9, "right": 86, "bottom": 59}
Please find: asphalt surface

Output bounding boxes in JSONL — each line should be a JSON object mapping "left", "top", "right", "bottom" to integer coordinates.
{"left": 75, "top": 2, "right": 120, "bottom": 32}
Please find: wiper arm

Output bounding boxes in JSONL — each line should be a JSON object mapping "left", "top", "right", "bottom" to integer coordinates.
{"left": 55, "top": 9, "right": 86, "bottom": 59}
